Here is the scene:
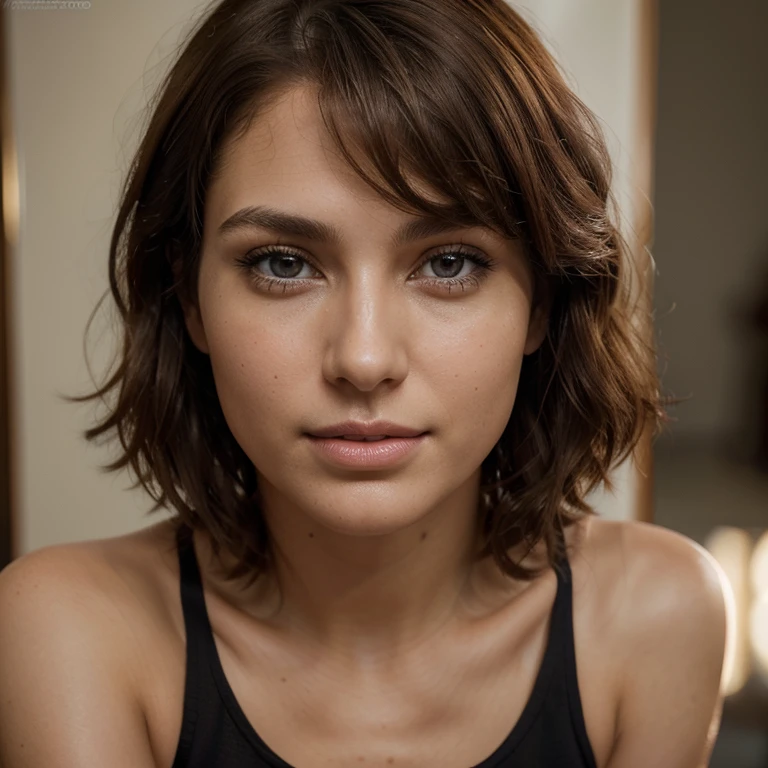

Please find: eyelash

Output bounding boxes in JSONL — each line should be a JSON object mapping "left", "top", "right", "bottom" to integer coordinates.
{"left": 233, "top": 244, "right": 496, "bottom": 295}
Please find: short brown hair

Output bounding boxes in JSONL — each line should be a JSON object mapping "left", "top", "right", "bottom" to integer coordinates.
{"left": 67, "top": 0, "right": 667, "bottom": 586}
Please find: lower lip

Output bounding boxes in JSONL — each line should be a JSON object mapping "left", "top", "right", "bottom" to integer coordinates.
{"left": 305, "top": 434, "right": 428, "bottom": 469}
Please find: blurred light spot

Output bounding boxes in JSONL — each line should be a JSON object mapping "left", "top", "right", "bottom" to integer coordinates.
{"left": 751, "top": 531, "right": 768, "bottom": 680}
{"left": 750, "top": 531, "right": 768, "bottom": 594}
{"left": 704, "top": 526, "right": 753, "bottom": 696}
{"left": 751, "top": 594, "right": 768, "bottom": 680}
{"left": 1, "top": 100, "right": 20, "bottom": 248}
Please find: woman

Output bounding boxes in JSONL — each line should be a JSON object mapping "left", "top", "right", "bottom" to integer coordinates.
{"left": 0, "top": 1, "right": 727, "bottom": 766}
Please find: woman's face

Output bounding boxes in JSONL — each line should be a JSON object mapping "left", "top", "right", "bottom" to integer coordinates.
{"left": 184, "top": 84, "right": 548, "bottom": 539}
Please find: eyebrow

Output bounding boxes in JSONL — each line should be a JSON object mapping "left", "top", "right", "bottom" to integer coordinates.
{"left": 216, "top": 205, "right": 471, "bottom": 248}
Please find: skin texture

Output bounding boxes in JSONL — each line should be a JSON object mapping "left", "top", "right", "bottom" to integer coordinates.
{"left": 182, "top": 83, "right": 551, "bottom": 657}
{"left": 0, "top": 82, "right": 727, "bottom": 768}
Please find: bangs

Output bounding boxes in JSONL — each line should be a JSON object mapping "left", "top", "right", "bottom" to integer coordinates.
{"left": 230, "top": 0, "right": 532, "bottom": 243}
{"left": 314, "top": 4, "right": 528, "bottom": 240}
{"left": 316, "top": 74, "right": 526, "bottom": 240}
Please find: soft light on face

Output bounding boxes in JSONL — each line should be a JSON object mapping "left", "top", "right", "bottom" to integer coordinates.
{"left": 182, "top": 84, "right": 548, "bottom": 539}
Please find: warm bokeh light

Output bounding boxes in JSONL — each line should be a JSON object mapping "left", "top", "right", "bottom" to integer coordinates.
{"left": 1, "top": 95, "right": 19, "bottom": 249}
{"left": 751, "top": 595, "right": 768, "bottom": 681}
{"left": 750, "top": 531, "right": 768, "bottom": 594}
{"left": 750, "top": 532, "right": 768, "bottom": 679}
{"left": 704, "top": 526, "right": 754, "bottom": 696}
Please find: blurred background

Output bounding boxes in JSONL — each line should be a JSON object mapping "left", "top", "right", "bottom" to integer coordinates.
{"left": 0, "top": 0, "right": 766, "bottom": 764}
{"left": 651, "top": 1, "right": 768, "bottom": 762}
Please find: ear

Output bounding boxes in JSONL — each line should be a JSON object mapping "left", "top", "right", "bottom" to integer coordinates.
{"left": 173, "top": 258, "right": 210, "bottom": 355}
{"left": 523, "top": 277, "right": 552, "bottom": 356}
{"left": 182, "top": 301, "right": 210, "bottom": 355}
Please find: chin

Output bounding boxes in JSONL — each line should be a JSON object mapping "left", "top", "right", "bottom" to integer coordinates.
{"left": 304, "top": 498, "right": 432, "bottom": 538}
{"left": 319, "top": 514, "right": 425, "bottom": 538}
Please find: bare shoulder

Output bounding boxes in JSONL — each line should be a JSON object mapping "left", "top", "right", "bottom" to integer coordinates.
{"left": 570, "top": 515, "right": 728, "bottom": 675}
{"left": 0, "top": 519, "right": 182, "bottom": 637}
{"left": 577, "top": 516, "right": 727, "bottom": 632}
{"left": 572, "top": 514, "right": 725, "bottom": 591}
{"left": 570, "top": 516, "right": 728, "bottom": 767}
{"left": 0, "top": 533, "right": 149, "bottom": 648}
{"left": 0, "top": 523, "right": 181, "bottom": 766}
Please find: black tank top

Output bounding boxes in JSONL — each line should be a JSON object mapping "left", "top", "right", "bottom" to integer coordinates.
{"left": 170, "top": 523, "right": 599, "bottom": 768}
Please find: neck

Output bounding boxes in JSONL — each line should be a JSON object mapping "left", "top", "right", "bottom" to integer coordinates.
{"left": 198, "top": 472, "right": 497, "bottom": 663}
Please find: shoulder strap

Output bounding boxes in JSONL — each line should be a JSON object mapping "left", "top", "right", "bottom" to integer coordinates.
{"left": 554, "top": 517, "right": 599, "bottom": 768}
{"left": 171, "top": 522, "right": 226, "bottom": 768}
{"left": 545, "top": 518, "right": 573, "bottom": 681}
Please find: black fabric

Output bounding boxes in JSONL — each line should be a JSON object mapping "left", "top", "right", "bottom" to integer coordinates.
{"left": 170, "top": 523, "right": 598, "bottom": 768}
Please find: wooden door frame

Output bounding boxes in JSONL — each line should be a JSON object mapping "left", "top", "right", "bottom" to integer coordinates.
{"left": 632, "top": 0, "right": 659, "bottom": 524}
{"left": 0, "top": 5, "right": 17, "bottom": 568}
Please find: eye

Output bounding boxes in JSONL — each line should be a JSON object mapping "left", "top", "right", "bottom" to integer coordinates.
{"left": 233, "top": 243, "right": 496, "bottom": 295}
{"left": 242, "top": 249, "right": 315, "bottom": 281}
{"left": 417, "top": 245, "right": 494, "bottom": 284}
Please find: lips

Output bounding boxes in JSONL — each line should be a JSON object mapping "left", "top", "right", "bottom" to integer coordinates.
{"left": 307, "top": 420, "right": 426, "bottom": 439}
{"left": 306, "top": 432, "right": 428, "bottom": 468}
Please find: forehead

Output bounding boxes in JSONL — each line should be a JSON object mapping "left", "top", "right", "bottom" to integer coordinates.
{"left": 203, "top": 84, "right": 450, "bottom": 235}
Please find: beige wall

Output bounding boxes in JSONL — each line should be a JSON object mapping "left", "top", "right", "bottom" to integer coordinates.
{"left": 515, "top": 0, "right": 646, "bottom": 230}
{"left": 8, "top": 0, "right": 649, "bottom": 553}
{"left": 8, "top": 0, "right": 200, "bottom": 553}
{"left": 513, "top": 0, "right": 650, "bottom": 522}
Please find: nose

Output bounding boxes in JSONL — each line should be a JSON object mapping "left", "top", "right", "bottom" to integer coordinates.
{"left": 320, "top": 277, "right": 410, "bottom": 393}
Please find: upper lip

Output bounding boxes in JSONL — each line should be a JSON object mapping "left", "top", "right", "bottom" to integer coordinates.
{"left": 306, "top": 420, "right": 427, "bottom": 438}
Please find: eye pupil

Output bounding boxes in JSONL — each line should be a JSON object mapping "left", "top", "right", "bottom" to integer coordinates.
{"left": 432, "top": 254, "right": 463, "bottom": 279}
{"left": 272, "top": 255, "right": 302, "bottom": 279}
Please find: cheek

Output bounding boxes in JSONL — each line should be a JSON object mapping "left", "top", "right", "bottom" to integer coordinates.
{"left": 417, "top": 294, "right": 529, "bottom": 477}
{"left": 433, "top": 309, "right": 527, "bottom": 429}
{"left": 198, "top": 290, "right": 311, "bottom": 458}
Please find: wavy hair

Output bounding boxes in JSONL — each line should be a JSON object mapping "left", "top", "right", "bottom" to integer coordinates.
{"left": 67, "top": 0, "right": 668, "bottom": 586}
